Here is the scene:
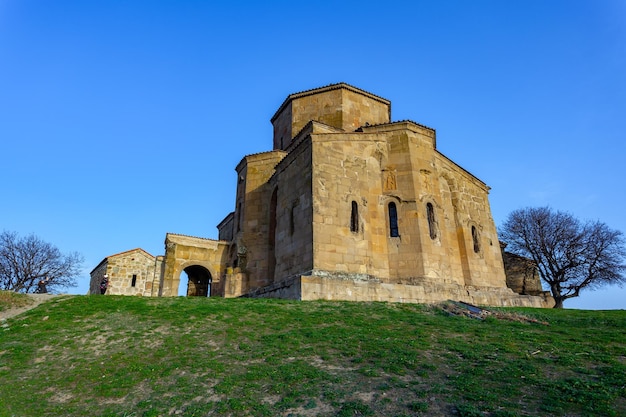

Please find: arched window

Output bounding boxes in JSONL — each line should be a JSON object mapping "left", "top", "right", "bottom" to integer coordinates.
{"left": 427, "top": 202, "right": 437, "bottom": 239}
{"left": 472, "top": 225, "right": 481, "bottom": 253}
{"left": 350, "top": 201, "right": 359, "bottom": 233}
{"left": 388, "top": 202, "right": 399, "bottom": 237}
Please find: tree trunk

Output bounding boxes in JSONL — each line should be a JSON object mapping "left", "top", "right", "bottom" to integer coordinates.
{"left": 550, "top": 284, "right": 564, "bottom": 308}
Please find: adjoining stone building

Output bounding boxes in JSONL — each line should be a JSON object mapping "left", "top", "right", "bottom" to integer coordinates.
{"left": 90, "top": 248, "right": 163, "bottom": 296}
{"left": 90, "top": 83, "right": 552, "bottom": 307}
{"left": 500, "top": 243, "right": 545, "bottom": 297}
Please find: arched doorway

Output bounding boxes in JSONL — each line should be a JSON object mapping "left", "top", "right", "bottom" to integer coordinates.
{"left": 179, "top": 265, "right": 212, "bottom": 297}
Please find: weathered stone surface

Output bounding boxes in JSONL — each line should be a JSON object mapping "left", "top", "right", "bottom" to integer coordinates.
{"left": 501, "top": 247, "right": 545, "bottom": 296}
{"left": 89, "top": 248, "right": 162, "bottom": 296}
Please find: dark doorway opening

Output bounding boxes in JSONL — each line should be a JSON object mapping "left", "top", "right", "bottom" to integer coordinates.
{"left": 180, "top": 265, "right": 212, "bottom": 297}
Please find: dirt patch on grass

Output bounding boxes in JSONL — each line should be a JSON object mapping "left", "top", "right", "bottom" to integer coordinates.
{"left": 438, "top": 300, "right": 550, "bottom": 325}
{"left": 0, "top": 293, "right": 68, "bottom": 321}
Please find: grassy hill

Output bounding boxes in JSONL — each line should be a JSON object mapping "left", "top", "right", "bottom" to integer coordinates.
{"left": 0, "top": 293, "right": 624, "bottom": 417}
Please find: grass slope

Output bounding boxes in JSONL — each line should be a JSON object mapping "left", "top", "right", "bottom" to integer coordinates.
{"left": 0, "top": 294, "right": 624, "bottom": 417}
{"left": 0, "top": 291, "right": 33, "bottom": 312}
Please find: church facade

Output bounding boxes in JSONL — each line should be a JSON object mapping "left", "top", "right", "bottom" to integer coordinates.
{"left": 90, "top": 83, "right": 552, "bottom": 307}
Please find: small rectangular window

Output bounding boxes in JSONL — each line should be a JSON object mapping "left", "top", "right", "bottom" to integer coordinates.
{"left": 472, "top": 225, "right": 481, "bottom": 253}
{"left": 389, "top": 202, "right": 399, "bottom": 237}
{"left": 350, "top": 201, "right": 359, "bottom": 233}
{"left": 290, "top": 200, "right": 297, "bottom": 235}
{"left": 427, "top": 203, "right": 437, "bottom": 239}
{"left": 131, "top": 274, "right": 137, "bottom": 287}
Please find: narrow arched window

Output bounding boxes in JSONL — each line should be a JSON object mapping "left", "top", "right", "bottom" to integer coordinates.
{"left": 472, "top": 225, "right": 480, "bottom": 253}
{"left": 388, "top": 202, "right": 399, "bottom": 237}
{"left": 427, "top": 202, "right": 437, "bottom": 239}
{"left": 350, "top": 201, "right": 359, "bottom": 233}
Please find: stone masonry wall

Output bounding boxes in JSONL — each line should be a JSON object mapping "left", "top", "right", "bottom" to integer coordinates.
{"left": 272, "top": 83, "right": 390, "bottom": 151}
{"left": 104, "top": 249, "right": 157, "bottom": 296}
{"left": 89, "top": 261, "right": 107, "bottom": 295}
{"left": 269, "top": 137, "right": 314, "bottom": 282}
{"left": 311, "top": 133, "right": 391, "bottom": 280}
{"left": 272, "top": 101, "right": 293, "bottom": 150}
{"left": 307, "top": 119, "right": 509, "bottom": 292}
{"left": 234, "top": 151, "right": 286, "bottom": 290}
{"left": 434, "top": 154, "right": 506, "bottom": 288}
{"left": 502, "top": 250, "right": 544, "bottom": 296}
{"left": 384, "top": 129, "right": 428, "bottom": 281}
{"left": 249, "top": 273, "right": 553, "bottom": 308}
{"left": 298, "top": 275, "right": 552, "bottom": 307}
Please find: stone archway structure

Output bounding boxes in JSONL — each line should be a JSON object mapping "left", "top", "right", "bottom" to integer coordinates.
{"left": 181, "top": 264, "right": 212, "bottom": 297}
{"left": 160, "top": 233, "right": 230, "bottom": 297}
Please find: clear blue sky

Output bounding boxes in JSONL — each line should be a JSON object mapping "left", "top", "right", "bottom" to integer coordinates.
{"left": 1, "top": 1, "right": 625, "bottom": 308}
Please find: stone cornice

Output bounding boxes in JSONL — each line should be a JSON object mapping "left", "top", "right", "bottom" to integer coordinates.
{"left": 235, "top": 150, "right": 287, "bottom": 173}
{"left": 359, "top": 119, "right": 435, "bottom": 133}
{"left": 436, "top": 150, "right": 489, "bottom": 191}
{"left": 284, "top": 120, "right": 344, "bottom": 154}
{"left": 165, "top": 233, "right": 227, "bottom": 248}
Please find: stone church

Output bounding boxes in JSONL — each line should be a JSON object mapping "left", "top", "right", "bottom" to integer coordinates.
{"left": 90, "top": 83, "right": 552, "bottom": 307}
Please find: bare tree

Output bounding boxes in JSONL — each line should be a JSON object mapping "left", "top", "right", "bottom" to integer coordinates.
{"left": 499, "top": 207, "right": 626, "bottom": 308}
{"left": 0, "top": 231, "right": 83, "bottom": 293}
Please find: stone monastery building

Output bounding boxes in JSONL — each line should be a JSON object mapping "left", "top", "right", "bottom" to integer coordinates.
{"left": 90, "top": 83, "right": 552, "bottom": 307}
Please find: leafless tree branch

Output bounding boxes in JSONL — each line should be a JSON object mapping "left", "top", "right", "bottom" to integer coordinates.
{"left": 0, "top": 231, "right": 83, "bottom": 293}
{"left": 499, "top": 207, "right": 626, "bottom": 308}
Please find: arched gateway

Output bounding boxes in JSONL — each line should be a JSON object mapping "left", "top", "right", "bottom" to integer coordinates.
{"left": 159, "top": 234, "right": 230, "bottom": 297}
{"left": 180, "top": 265, "right": 212, "bottom": 297}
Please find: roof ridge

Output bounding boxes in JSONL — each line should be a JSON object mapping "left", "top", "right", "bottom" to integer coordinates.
{"left": 107, "top": 247, "right": 154, "bottom": 259}
{"left": 271, "top": 83, "right": 390, "bottom": 122}
{"left": 165, "top": 232, "right": 215, "bottom": 241}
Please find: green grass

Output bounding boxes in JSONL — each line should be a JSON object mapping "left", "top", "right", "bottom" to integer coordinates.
{"left": 0, "top": 293, "right": 624, "bottom": 416}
